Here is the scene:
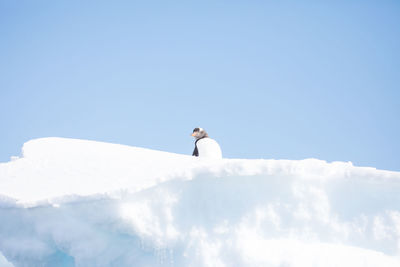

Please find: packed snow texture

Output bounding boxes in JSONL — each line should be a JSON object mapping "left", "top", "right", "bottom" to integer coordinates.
{"left": 0, "top": 252, "right": 13, "bottom": 267}
{"left": 0, "top": 137, "right": 400, "bottom": 267}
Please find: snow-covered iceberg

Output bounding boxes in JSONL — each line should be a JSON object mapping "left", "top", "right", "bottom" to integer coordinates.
{"left": 0, "top": 137, "right": 399, "bottom": 267}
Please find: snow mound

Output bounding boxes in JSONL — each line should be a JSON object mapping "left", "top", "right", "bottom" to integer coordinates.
{"left": 0, "top": 137, "right": 400, "bottom": 267}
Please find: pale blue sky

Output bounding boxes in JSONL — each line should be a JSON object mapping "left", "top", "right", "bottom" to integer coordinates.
{"left": 1, "top": 1, "right": 399, "bottom": 171}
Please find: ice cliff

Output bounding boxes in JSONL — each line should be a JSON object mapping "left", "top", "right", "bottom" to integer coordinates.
{"left": 0, "top": 137, "right": 399, "bottom": 266}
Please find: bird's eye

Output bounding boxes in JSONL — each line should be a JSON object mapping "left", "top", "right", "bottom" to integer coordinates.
{"left": 193, "top": 128, "right": 200, "bottom": 132}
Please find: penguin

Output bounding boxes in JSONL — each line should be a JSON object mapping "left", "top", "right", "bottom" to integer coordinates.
{"left": 191, "top": 127, "right": 222, "bottom": 159}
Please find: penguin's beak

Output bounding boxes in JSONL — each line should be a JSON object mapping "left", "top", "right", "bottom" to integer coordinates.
{"left": 191, "top": 133, "right": 196, "bottom": 137}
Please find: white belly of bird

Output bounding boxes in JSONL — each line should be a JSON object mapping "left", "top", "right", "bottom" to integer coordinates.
{"left": 196, "top": 138, "right": 222, "bottom": 159}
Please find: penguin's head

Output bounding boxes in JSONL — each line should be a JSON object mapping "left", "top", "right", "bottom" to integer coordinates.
{"left": 191, "top": 127, "right": 208, "bottom": 140}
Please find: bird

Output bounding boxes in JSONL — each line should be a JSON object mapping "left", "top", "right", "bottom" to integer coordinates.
{"left": 191, "top": 127, "right": 222, "bottom": 159}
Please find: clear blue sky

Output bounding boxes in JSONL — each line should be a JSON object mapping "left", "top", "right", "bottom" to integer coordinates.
{"left": 1, "top": 1, "right": 399, "bottom": 171}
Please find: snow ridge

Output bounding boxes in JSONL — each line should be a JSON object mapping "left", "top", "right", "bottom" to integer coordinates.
{"left": 0, "top": 138, "right": 399, "bottom": 266}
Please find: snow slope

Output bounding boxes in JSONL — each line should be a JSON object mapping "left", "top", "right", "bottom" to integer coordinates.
{"left": 0, "top": 137, "right": 400, "bottom": 267}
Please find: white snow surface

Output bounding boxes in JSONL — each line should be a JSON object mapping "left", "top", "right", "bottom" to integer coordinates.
{"left": 0, "top": 137, "right": 400, "bottom": 267}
